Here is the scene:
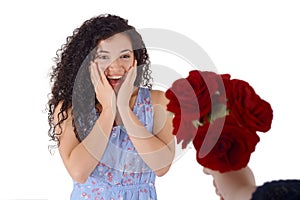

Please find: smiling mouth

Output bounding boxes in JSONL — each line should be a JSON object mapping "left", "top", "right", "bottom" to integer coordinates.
{"left": 107, "top": 75, "right": 123, "bottom": 79}
{"left": 106, "top": 75, "right": 124, "bottom": 87}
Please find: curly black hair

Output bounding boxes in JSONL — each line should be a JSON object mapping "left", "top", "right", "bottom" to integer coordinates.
{"left": 47, "top": 14, "right": 152, "bottom": 149}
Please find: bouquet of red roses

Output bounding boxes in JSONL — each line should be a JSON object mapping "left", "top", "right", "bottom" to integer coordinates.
{"left": 165, "top": 70, "right": 273, "bottom": 172}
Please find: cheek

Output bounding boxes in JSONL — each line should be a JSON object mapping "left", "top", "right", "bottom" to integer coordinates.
{"left": 123, "top": 65, "right": 132, "bottom": 72}
{"left": 122, "top": 60, "right": 134, "bottom": 69}
{"left": 122, "top": 61, "right": 136, "bottom": 72}
{"left": 94, "top": 58, "right": 109, "bottom": 70}
{"left": 99, "top": 65, "right": 108, "bottom": 73}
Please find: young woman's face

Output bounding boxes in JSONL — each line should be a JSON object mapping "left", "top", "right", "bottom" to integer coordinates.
{"left": 95, "top": 33, "right": 135, "bottom": 89}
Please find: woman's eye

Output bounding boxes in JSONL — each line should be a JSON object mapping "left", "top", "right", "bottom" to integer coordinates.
{"left": 96, "top": 55, "right": 109, "bottom": 60}
{"left": 120, "top": 54, "right": 131, "bottom": 59}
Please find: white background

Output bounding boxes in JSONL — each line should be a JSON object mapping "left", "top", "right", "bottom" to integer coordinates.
{"left": 1, "top": 0, "right": 300, "bottom": 199}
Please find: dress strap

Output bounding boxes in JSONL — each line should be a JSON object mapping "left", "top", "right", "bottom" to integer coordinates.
{"left": 136, "top": 87, "right": 151, "bottom": 105}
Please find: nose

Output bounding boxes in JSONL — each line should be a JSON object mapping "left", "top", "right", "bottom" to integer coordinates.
{"left": 108, "top": 58, "right": 121, "bottom": 69}
{"left": 106, "top": 59, "right": 125, "bottom": 73}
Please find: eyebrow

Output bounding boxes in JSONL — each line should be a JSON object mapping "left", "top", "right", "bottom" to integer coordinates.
{"left": 97, "top": 49, "right": 133, "bottom": 54}
{"left": 120, "top": 49, "right": 133, "bottom": 53}
{"left": 97, "top": 50, "right": 110, "bottom": 54}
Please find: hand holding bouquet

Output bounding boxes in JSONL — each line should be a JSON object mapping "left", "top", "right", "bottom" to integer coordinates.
{"left": 165, "top": 70, "right": 273, "bottom": 172}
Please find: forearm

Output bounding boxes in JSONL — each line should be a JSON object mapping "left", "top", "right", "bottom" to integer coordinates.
{"left": 65, "top": 108, "right": 114, "bottom": 183}
{"left": 81, "top": 107, "right": 115, "bottom": 160}
{"left": 119, "top": 106, "right": 175, "bottom": 174}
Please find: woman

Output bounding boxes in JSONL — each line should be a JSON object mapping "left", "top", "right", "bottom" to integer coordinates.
{"left": 47, "top": 14, "right": 175, "bottom": 200}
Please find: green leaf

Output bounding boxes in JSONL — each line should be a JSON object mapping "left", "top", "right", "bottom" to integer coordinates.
{"left": 167, "top": 111, "right": 174, "bottom": 117}
{"left": 192, "top": 120, "right": 203, "bottom": 128}
{"left": 210, "top": 104, "right": 229, "bottom": 122}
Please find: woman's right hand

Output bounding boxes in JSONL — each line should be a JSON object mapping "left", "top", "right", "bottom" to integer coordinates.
{"left": 89, "top": 61, "right": 116, "bottom": 116}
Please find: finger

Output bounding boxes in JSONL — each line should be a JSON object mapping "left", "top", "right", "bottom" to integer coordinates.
{"left": 97, "top": 65, "right": 103, "bottom": 83}
{"left": 92, "top": 62, "right": 101, "bottom": 82}
{"left": 90, "top": 62, "right": 99, "bottom": 87}
{"left": 203, "top": 167, "right": 211, "bottom": 175}
{"left": 95, "top": 62, "right": 104, "bottom": 84}
{"left": 129, "top": 67, "right": 137, "bottom": 86}
{"left": 133, "top": 59, "right": 137, "bottom": 67}
{"left": 126, "top": 59, "right": 137, "bottom": 72}
{"left": 98, "top": 67, "right": 110, "bottom": 86}
{"left": 123, "top": 67, "right": 134, "bottom": 86}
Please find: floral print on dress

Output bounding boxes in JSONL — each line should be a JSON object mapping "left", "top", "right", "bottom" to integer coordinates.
{"left": 70, "top": 87, "right": 157, "bottom": 200}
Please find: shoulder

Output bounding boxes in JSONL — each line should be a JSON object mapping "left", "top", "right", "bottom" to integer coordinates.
{"left": 53, "top": 101, "right": 73, "bottom": 125}
{"left": 150, "top": 89, "right": 169, "bottom": 106}
{"left": 54, "top": 101, "right": 71, "bottom": 115}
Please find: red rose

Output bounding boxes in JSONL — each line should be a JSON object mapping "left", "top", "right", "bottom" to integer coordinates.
{"left": 166, "top": 70, "right": 229, "bottom": 122}
{"left": 211, "top": 73, "right": 231, "bottom": 105}
{"left": 193, "top": 115, "right": 260, "bottom": 172}
{"left": 172, "top": 114, "right": 198, "bottom": 148}
{"left": 226, "top": 79, "right": 273, "bottom": 132}
{"left": 166, "top": 69, "right": 273, "bottom": 172}
{"left": 187, "top": 70, "right": 225, "bottom": 119}
{"left": 165, "top": 78, "right": 201, "bottom": 120}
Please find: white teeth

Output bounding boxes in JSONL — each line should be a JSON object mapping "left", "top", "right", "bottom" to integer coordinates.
{"left": 107, "top": 75, "right": 123, "bottom": 79}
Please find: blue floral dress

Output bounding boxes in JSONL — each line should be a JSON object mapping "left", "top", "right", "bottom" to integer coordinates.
{"left": 71, "top": 87, "right": 157, "bottom": 200}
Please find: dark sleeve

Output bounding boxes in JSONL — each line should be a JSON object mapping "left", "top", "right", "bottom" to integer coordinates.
{"left": 251, "top": 179, "right": 300, "bottom": 200}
